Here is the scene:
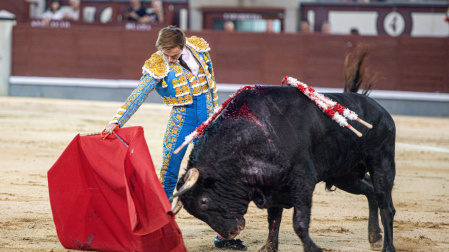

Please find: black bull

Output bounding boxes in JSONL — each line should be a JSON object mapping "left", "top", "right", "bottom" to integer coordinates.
{"left": 175, "top": 86, "right": 396, "bottom": 252}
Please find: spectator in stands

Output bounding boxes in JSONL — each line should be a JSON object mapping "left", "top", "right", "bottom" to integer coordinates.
{"left": 62, "top": 0, "right": 80, "bottom": 22}
{"left": 266, "top": 19, "right": 275, "bottom": 33}
{"left": 151, "top": 0, "right": 165, "bottom": 24}
{"left": 40, "top": 0, "right": 64, "bottom": 25}
{"left": 224, "top": 21, "right": 235, "bottom": 32}
{"left": 321, "top": 21, "right": 331, "bottom": 34}
{"left": 124, "top": 0, "right": 160, "bottom": 24}
{"left": 299, "top": 19, "right": 311, "bottom": 33}
{"left": 350, "top": 27, "right": 360, "bottom": 35}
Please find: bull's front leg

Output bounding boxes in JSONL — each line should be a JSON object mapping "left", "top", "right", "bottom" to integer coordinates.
{"left": 259, "top": 207, "right": 283, "bottom": 252}
{"left": 292, "top": 182, "right": 322, "bottom": 252}
{"left": 293, "top": 204, "right": 322, "bottom": 252}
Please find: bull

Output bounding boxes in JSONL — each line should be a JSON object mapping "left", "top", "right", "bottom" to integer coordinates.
{"left": 172, "top": 52, "right": 396, "bottom": 252}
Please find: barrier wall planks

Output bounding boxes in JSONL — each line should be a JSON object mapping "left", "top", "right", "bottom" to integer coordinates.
{"left": 12, "top": 24, "right": 449, "bottom": 93}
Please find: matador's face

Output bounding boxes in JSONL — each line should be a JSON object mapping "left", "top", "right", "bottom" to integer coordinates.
{"left": 161, "top": 46, "right": 183, "bottom": 64}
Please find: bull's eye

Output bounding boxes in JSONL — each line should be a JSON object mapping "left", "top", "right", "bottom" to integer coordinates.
{"left": 199, "top": 197, "right": 208, "bottom": 210}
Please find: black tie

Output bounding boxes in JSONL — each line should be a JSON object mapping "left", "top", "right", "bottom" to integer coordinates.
{"left": 178, "top": 55, "right": 191, "bottom": 72}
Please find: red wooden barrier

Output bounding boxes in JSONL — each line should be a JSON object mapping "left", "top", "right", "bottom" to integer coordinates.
{"left": 12, "top": 24, "right": 449, "bottom": 93}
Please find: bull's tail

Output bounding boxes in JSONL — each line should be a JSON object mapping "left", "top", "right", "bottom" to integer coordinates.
{"left": 343, "top": 44, "right": 377, "bottom": 96}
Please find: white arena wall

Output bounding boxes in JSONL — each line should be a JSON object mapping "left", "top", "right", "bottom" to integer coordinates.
{"left": 9, "top": 76, "right": 449, "bottom": 117}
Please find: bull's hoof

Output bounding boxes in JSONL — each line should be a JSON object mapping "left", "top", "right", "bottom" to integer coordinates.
{"left": 214, "top": 236, "right": 247, "bottom": 250}
{"left": 258, "top": 244, "right": 277, "bottom": 252}
{"left": 369, "top": 239, "right": 383, "bottom": 251}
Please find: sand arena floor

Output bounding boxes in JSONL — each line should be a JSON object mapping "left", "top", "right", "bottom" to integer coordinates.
{"left": 0, "top": 97, "right": 448, "bottom": 252}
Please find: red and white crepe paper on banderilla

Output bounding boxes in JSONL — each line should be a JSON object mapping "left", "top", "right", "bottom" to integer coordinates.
{"left": 174, "top": 85, "right": 256, "bottom": 154}
{"left": 174, "top": 77, "right": 374, "bottom": 154}
{"left": 282, "top": 76, "right": 373, "bottom": 137}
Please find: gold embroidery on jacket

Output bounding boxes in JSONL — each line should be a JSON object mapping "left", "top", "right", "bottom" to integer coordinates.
{"left": 162, "top": 96, "right": 194, "bottom": 106}
{"left": 142, "top": 52, "right": 169, "bottom": 79}
{"left": 175, "top": 85, "right": 190, "bottom": 97}
{"left": 172, "top": 75, "right": 187, "bottom": 88}
{"left": 186, "top": 36, "right": 210, "bottom": 52}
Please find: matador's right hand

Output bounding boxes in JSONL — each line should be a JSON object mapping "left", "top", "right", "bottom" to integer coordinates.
{"left": 105, "top": 123, "right": 119, "bottom": 134}
{"left": 102, "top": 123, "right": 119, "bottom": 139}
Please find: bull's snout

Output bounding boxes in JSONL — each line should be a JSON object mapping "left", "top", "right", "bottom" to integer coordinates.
{"left": 227, "top": 218, "right": 246, "bottom": 239}
{"left": 237, "top": 218, "right": 246, "bottom": 232}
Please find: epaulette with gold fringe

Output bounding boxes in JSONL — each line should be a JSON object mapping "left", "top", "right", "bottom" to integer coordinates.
{"left": 186, "top": 36, "right": 210, "bottom": 52}
{"left": 142, "top": 52, "right": 169, "bottom": 80}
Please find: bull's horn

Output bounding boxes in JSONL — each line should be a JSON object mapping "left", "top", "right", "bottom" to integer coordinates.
{"left": 172, "top": 197, "right": 183, "bottom": 215}
{"left": 168, "top": 168, "right": 199, "bottom": 201}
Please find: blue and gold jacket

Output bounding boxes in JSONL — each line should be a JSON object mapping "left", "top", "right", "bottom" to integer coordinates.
{"left": 110, "top": 36, "right": 218, "bottom": 126}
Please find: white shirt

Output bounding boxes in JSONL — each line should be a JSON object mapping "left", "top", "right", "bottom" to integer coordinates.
{"left": 62, "top": 8, "right": 80, "bottom": 21}
{"left": 179, "top": 47, "right": 200, "bottom": 76}
{"left": 40, "top": 10, "right": 65, "bottom": 20}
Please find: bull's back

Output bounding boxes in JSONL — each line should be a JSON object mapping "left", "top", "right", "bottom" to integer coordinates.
{"left": 232, "top": 86, "right": 395, "bottom": 175}
{"left": 235, "top": 85, "right": 393, "bottom": 137}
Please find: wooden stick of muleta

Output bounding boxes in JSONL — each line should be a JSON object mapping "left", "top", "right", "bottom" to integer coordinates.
{"left": 80, "top": 132, "right": 101, "bottom": 136}
{"left": 282, "top": 76, "right": 373, "bottom": 137}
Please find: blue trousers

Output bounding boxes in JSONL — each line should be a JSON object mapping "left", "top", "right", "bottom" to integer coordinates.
{"left": 160, "top": 94, "right": 211, "bottom": 200}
